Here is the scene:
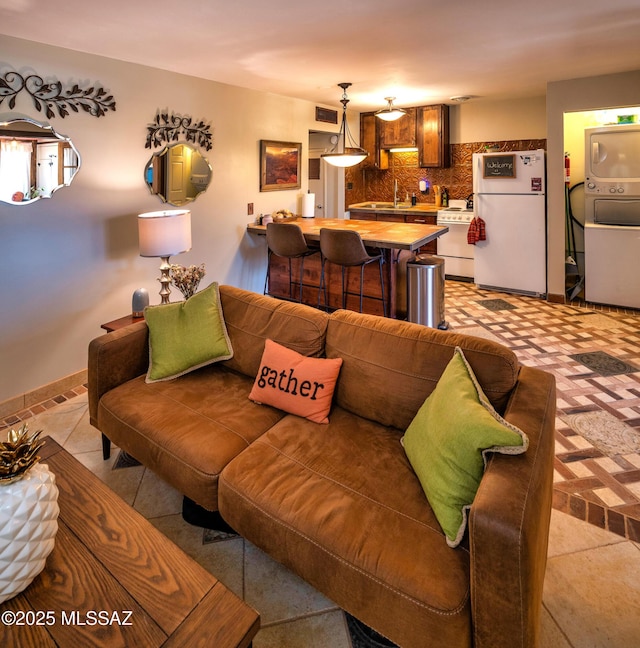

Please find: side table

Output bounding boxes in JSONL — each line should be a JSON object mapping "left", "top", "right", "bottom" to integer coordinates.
{"left": 101, "top": 314, "right": 144, "bottom": 332}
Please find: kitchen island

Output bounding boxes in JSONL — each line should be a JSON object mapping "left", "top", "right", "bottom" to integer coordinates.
{"left": 348, "top": 202, "right": 441, "bottom": 254}
{"left": 247, "top": 217, "right": 447, "bottom": 318}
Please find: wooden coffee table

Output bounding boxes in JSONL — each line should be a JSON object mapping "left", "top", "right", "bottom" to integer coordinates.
{"left": 0, "top": 437, "right": 259, "bottom": 647}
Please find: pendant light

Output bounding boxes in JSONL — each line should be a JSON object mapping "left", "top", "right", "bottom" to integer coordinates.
{"left": 322, "top": 83, "right": 368, "bottom": 168}
{"left": 375, "top": 97, "right": 407, "bottom": 122}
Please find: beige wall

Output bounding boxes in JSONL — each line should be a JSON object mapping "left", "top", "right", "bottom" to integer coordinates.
{"left": 0, "top": 35, "right": 339, "bottom": 404}
{"left": 451, "top": 96, "right": 547, "bottom": 143}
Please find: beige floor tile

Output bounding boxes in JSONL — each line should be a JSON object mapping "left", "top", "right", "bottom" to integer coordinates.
{"left": 539, "top": 605, "right": 572, "bottom": 648}
{"left": 72, "top": 448, "right": 145, "bottom": 506}
{"left": 244, "top": 541, "right": 338, "bottom": 626}
{"left": 132, "top": 468, "right": 182, "bottom": 518}
{"left": 254, "top": 610, "right": 351, "bottom": 648}
{"left": 543, "top": 542, "right": 640, "bottom": 648}
{"left": 31, "top": 396, "right": 88, "bottom": 447}
{"left": 61, "top": 411, "right": 106, "bottom": 455}
{"left": 149, "top": 514, "right": 245, "bottom": 599}
{"left": 546, "top": 510, "right": 625, "bottom": 558}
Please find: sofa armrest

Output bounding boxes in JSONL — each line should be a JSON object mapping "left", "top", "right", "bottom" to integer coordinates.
{"left": 87, "top": 321, "right": 149, "bottom": 426}
{"left": 469, "top": 365, "right": 556, "bottom": 648}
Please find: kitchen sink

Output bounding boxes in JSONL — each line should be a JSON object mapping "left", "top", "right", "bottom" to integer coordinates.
{"left": 351, "top": 201, "right": 414, "bottom": 209}
{"left": 353, "top": 202, "right": 396, "bottom": 208}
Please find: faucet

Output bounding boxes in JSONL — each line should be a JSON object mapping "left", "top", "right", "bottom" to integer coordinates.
{"left": 393, "top": 179, "right": 399, "bottom": 208}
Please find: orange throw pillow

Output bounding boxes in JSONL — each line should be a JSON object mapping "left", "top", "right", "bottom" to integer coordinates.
{"left": 249, "top": 339, "right": 342, "bottom": 424}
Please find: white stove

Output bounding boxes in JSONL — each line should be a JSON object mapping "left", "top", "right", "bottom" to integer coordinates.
{"left": 436, "top": 200, "right": 475, "bottom": 279}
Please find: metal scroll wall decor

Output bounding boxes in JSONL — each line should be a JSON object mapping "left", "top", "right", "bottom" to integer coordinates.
{"left": 0, "top": 71, "right": 116, "bottom": 119}
{"left": 146, "top": 111, "right": 213, "bottom": 151}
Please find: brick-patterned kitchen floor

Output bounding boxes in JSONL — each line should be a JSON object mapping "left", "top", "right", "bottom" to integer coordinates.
{"left": 2, "top": 281, "right": 639, "bottom": 542}
{"left": 444, "top": 280, "right": 640, "bottom": 542}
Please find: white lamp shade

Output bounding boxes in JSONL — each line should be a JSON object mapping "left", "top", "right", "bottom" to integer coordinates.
{"left": 322, "top": 152, "right": 368, "bottom": 168}
{"left": 375, "top": 109, "right": 406, "bottom": 122}
{"left": 138, "top": 210, "right": 192, "bottom": 257}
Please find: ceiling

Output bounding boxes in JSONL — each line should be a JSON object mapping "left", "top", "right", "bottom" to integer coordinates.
{"left": 2, "top": 0, "right": 640, "bottom": 112}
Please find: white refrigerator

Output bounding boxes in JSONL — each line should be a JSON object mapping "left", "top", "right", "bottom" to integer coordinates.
{"left": 472, "top": 149, "right": 547, "bottom": 296}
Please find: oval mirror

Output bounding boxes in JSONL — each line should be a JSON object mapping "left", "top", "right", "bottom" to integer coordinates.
{"left": 145, "top": 142, "right": 212, "bottom": 206}
{"left": 0, "top": 117, "right": 81, "bottom": 205}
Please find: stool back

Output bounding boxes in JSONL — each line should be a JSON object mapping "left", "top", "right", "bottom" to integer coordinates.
{"left": 319, "top": 228, "right": 371, "bottom": 267}
{"left": 266, "top": 223, "right": 310, "bottom": 258}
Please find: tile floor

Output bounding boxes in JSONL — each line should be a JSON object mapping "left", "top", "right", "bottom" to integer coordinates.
{"left": 2, "top": 281, "right": 640, "bottom": 647}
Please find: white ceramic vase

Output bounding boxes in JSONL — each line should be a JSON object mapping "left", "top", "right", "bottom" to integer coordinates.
{"left": 0, "top": 463, "right": 59, "bottom": 603}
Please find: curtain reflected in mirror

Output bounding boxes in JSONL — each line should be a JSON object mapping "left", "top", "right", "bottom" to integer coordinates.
{"left": 0, "top": 118, "right": 80, "bottom": 204}
{"left": 145, "top": 142, "right": 212, "bottom": 206}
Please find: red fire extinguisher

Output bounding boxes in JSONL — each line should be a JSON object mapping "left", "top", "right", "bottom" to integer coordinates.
{"left": 564, "top": 152, "right": 571, "bottom": 185}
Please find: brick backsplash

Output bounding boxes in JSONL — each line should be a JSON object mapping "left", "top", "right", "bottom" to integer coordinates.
{"left": 345, "top": 139, "right": 547, "bottom": 207}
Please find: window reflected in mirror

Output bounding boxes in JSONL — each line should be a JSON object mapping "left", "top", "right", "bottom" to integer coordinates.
{"left": 145, "top": 142, "right": 212, "bottom": 206}
{"left": 0, "top": 117, "right": 80, "bottom": 205}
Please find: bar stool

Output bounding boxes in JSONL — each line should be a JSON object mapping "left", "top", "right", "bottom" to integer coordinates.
{"left": 264, "top": 222, "right": 320, "bottom": 302}
{"left": 319, "top": 228, "right": 387, "bottom": 316}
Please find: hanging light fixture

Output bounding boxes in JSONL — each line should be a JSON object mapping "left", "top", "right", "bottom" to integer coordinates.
{"left": 321, "top": 83, "right": 368, "bottom": 168}
{"left": 375, "top": 97, "right": 407, "bottom": 122}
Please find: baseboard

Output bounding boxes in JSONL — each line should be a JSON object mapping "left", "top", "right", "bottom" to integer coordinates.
{"left": 547, "top": 293, "right": 566, "bottom": 304}
{"left": 0, "top": 369, "right": 88, "bottom": 419}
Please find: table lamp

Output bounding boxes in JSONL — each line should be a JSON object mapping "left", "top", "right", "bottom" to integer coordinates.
{"left": 138, "top": 209, "right": 192, "bottom": 304}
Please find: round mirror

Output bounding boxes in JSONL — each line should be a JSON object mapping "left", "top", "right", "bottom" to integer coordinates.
{"left": 145, "top": 142, "right": 212, "bottom": 206}
{"left": 0, "top": 117, "right": 81, "bottom": 205}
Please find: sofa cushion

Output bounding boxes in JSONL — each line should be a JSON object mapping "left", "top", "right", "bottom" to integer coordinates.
{"left": 402, "top": 347, "right": 528, "bottom": 547}
{"left": 325, "top": 309, "right": 520, "bottom": 430}
{"left": 145, "top": 282, "right": 233, "bottom": 383}
{"left": 97, "top": 364, "right": 286, "bottom": 510}
{"left": 218, "top": 285, "right": 330, "bottom": 379}
{"left": 218, "top": 407, "right": 472, "bottom": 647}
{"left": 249, "top": 339, "right": 342, "bottom": 424}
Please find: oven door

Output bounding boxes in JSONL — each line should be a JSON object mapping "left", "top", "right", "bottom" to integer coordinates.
{"left": 435, "top": 220, "right": 474, "bottom": 279}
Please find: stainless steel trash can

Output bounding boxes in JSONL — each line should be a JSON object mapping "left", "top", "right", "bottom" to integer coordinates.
{"left": 406, "top": 254, "right": 447, "bottom": 329}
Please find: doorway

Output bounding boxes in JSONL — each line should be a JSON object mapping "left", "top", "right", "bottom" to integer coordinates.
{"left": 308, "top": 130, "right": 346, "bottom": 219}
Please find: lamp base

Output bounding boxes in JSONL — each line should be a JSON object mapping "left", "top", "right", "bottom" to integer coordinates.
{"left": 158, "top": 256, "right": 172, "bottom": 304}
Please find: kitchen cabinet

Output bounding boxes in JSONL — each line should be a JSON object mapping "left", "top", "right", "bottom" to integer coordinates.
{"left": 349, "top": 209, "right": 377, "bottom": 221}
{"left": 404, "top": 213, "right": 437, "bottom": 253}
{"left": 417, "top": 104, "right": 450, "bottom": 168}
{"left": 359, "top": 112, "right": 389, "bottom": 170}
{"left": 350, "top": 210, "right": 404, "bottom": 223}
{"left": 359, "top": 104, "right": 449, "bottom": 169}
{"left": 378, "top": 107, "right": 417, "bottom": 149}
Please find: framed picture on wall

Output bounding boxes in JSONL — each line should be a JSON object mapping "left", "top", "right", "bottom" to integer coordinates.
{"left": 260, "top": 140, "right": 302, "bottom": 191}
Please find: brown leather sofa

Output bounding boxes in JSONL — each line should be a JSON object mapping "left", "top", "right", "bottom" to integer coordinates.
{"left": 88, "top": 285, "right": 556, "bottom": 648}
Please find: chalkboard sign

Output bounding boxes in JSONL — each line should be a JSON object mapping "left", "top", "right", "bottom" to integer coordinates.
{"left": 483, "top": 154, "right": 516, "bottom": 178}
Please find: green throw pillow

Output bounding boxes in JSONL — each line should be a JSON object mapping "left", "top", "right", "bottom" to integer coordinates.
{"left": 144, "top": 282, "right": 233, "bottom": 383}
{"left": 402, "top": 346, "right": 528, "bottom": 548}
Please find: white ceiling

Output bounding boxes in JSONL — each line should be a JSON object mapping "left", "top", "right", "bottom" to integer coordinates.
{"left": 2, "top": 0, "right": 640, "bottom": 112}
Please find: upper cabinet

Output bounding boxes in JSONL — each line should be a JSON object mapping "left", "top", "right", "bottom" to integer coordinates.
{"left": 359, "top": 103, "right": 450, "bottom": 169}
{"left": 417, "top": 104, "right": 450, "bottom": 168}
{"left": 360, "top": 112, "right": 389, "bottom": 170}
{"left": 378, "top": 107, "right": 417, "bottom": 149}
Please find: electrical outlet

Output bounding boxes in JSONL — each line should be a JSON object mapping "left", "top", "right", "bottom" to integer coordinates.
{"left": 247, "top": 202, "right": 254, "bottom": 215}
